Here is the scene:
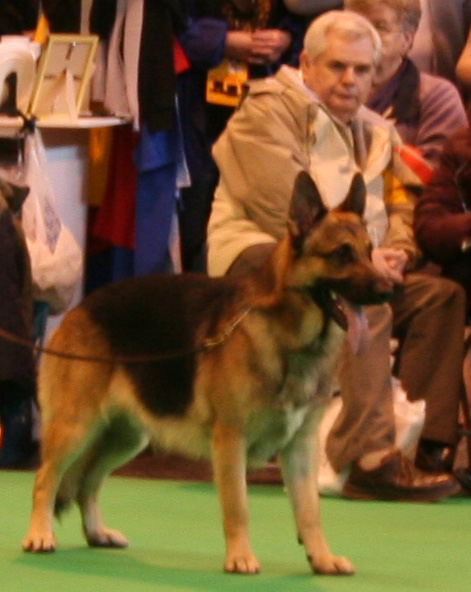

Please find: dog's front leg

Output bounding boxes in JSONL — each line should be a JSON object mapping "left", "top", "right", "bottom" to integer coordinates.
{"left": 211, "top": 420, "right": 259, "bottom": 574}
{"left": 280, "top": 421, "right": 354, "bottom": 575}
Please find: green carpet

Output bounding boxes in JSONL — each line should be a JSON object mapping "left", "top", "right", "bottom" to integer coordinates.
{"left": 1, "top": 470, "right": 470, "bottom": 592}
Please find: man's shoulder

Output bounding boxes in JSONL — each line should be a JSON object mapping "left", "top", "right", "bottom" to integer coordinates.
{"left": 418, "top": 71, "right": 463, "bottom": 100}
{"left": 246, "top": 66, "right": 312, "bottom": 102}
{"left": 239, "top": 66, "right": 317, "bottom": 121}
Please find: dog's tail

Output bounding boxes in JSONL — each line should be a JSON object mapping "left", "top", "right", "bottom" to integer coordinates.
{"left": 54, "top": 497, "right": 73, "bottom": 519}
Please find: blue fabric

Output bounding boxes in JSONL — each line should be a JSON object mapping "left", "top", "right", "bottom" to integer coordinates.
{"left": 133, "top": 120, "right": 186, "bottom": 276}
{"left": 179, "top": 17, "right": 227, "bottom": 69}
{"left": 135, "top": 162, "right": 177, "bottom": 275}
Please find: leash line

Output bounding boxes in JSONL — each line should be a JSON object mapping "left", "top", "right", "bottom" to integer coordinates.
{"left": 0, "top": 307, "right": 252, "bottom": 364}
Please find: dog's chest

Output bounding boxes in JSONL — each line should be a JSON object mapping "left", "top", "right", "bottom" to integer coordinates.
{"left": 245, "top": 352, "right": 336, "bottom": 463}
{"left": 275, "top": 348, "right": 328, "bottom": 408}
{"left": 245, "top": 402, "right": 316, "bottom": 465}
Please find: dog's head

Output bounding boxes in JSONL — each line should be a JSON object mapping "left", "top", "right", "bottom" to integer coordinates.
{"left": 285, "top": 171, "right": 392, "bottom": 330}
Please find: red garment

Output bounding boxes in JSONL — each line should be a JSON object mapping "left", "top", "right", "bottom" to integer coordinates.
{"left": 174, "top": 38, "right": 189, "bottom": 74}
{"left": 92, "top": 124, "right": 138, "bottom": 250}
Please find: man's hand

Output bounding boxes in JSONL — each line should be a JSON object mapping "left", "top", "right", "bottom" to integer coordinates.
{"left": 225, "top": 30, "right": 255, "bottom": 62}
{"left": 250, "top": 29, "right": 292, "bottom": 64}
{"left": 225, "top": 29, "right": 291, "bottom": 65}
{"left": 371, "top": 247, "right": 408, "bottom": 288}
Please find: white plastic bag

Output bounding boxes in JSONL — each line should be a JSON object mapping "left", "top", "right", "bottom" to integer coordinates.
{"left": 318, "top": 379, "right": 425, "bottom": 496}
{"left": 21, "top": 129, "right": 83, "bottom": 314}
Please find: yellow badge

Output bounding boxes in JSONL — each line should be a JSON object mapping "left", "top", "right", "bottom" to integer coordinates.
{"left": 206, "top": 59, "right": 248, "bottom": 107}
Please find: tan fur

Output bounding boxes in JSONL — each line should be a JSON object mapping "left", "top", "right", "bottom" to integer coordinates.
{"left": 22, "top": 174, "right": 387, "bottom": 576}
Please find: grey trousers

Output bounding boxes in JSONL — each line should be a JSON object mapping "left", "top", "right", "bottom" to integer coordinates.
{"left": 326, "top": 273, "right": 466, "bottom": 472}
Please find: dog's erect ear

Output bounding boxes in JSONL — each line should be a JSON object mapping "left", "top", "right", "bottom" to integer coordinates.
{"left": 288, "top": 172, "right": 328, "bottom": 250}
{"left": 336, "top": 173, "right": 366, "bottom": 218}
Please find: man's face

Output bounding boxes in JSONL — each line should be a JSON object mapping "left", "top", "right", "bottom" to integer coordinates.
{"left": 301, "top": 30, "right": 376, "bottom": 122}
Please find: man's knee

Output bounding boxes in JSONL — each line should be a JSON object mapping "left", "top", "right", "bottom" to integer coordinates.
{"left": 426, "top": 275, "right": 467, "bottom": 310}
{"left": 405, "top": 273, "right": 466, "bottom": 311}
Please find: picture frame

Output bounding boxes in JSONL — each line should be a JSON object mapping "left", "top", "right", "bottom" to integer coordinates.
{"left": 28, "top": 34, "right": 99, "bottom": 121}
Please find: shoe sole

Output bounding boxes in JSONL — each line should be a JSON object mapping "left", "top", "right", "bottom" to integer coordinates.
{"left": 342, "top": 481, "right": 462, "bottom": 503}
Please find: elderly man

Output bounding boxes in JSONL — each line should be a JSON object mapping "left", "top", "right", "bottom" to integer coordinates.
{"left": 207, "top": 10, "right": 465, "bottom": 501}
{"left": 345, "top": 0, "right": 467, "bottom": 167}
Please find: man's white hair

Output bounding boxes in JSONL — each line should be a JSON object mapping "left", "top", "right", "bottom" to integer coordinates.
{"left": 303, "top": 10, "right": 382, "bottom": 65}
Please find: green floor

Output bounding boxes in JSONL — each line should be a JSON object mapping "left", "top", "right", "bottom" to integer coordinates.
{"left": 1, "top": 470, "right": 470, "bottom": 592}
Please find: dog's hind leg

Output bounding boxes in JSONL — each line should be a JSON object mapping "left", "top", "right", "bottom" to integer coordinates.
{"left": 77, "top": 416, "right": 149, "bottom": 548}
{"left": 211, "top": 420, "right": 260, "bottom": 574}
{"left": 280, "top": 408, "right": 355, "bottom": 575}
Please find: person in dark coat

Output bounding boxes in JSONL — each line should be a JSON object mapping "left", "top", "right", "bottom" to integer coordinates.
{"left": 0, "top": 179, "right": 36, "bottom": 467}
{"left": 177, "top": 0, "right": 305, "bottom": 271}
{"left": 0, "top": 1, "right": 81, "bottom": 36}
{"left": 414, "top": 126, "right": 471, "bottom": 311}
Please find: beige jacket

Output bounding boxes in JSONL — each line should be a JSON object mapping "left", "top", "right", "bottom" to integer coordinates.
{"left": 207, "top": 65, "right": 421, "bottom": 276}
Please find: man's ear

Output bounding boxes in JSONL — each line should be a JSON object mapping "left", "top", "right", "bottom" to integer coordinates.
{"left": 299, "top": 49, "right": 310, "bottom": 77}
{"left": 287, "top": 171, "right": 327, "bottom": 252}
{"left": 403, "top": 30, "right": 415, "bottom": 55}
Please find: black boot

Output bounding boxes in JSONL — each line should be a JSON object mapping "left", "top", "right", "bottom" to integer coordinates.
{"left": 0, "top": 384, "right": 36, "bottom": 468}
{"left": 415, "top": 439, "right": 455, "bottom": 474}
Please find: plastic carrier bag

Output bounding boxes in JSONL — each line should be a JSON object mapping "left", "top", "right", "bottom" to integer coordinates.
{"left": 318, "top": 378, "right": 425, "bottom": 496}
{"left": 21, "top": 129, "right": 83, "bottom": 314}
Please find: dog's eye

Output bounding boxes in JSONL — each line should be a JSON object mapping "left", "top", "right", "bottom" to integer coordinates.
{"left": 329, "top": 244, "right": 354, "bottom": 265}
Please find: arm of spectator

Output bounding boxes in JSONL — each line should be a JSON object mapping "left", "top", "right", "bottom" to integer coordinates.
{"left": 413, "top": 76, "right": 468, "bottom": 168}
{"left": 212, "top": 83, "right": 312, "bottom": 242}
{"left": 178, "top": 17, "right": 228, "bottom": 69}
{"left": 372, "top": 247, "right": 408, "bottom": 287}
{"left": 456, "top": 27, "right": 471, "bottom": 87}
{"left": 381, "top": 172, "right": 419, "bottom": 267}
{"left": 250, "top": 29, "right": 292, "bottom": 64}
{"left": 224, "top": 29, "right": 292, "bottom": 66}
{"left": 414, "top": 132, "right": 471, "bottom": 264}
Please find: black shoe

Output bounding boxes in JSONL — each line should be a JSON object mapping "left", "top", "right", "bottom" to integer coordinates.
{"left": 0, "top": 395, "right": 35, "bottom": 468}
{"left": 343, "top": 450, "right": 461, "bottom": 502}
{"left": 454, "top": 468, "right": 471, "bottom": 493}
{"left": 415, "top": 439, "right": 455, "bottom": 473}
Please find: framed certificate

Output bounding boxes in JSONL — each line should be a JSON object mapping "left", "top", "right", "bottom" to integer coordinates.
{"left": 28, "top": 34, "right": 98, "bottom": 120}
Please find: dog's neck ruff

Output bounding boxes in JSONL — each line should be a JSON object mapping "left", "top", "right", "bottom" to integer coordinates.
{"left": 203, "top": 307, "right": 252, "bottom": 349}
{"left": 286, "top": 284, "right": 345, "bottom": 336}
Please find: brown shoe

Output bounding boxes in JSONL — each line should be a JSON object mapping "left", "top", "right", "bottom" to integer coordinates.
{"left": 343, "top": 450, "right": 461, "bottom": 502}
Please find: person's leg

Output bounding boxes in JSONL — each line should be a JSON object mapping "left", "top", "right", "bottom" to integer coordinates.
{"left": 391, "top": 274, "right": 466, "bottom": 471}
{"left": 326, "top": 304, "right": 396, "bottom": 472}
{"left": 327, "top": 289, "right": 460, "bottom": 501}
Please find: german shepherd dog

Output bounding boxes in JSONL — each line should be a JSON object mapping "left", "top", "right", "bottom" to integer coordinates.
{"left": 22, "top": 172, "right": 390, "bottom": 575}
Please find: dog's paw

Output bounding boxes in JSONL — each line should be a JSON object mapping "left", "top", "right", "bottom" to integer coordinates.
{"left": 86, "top": 527, "right": 129, "bottom": 548}
{"left": 22, "top": 531, "right": 56, "bottom": 553}
{"left": 224, "top": 552, "right": 260, "bottom": 574}
{"left": 308, "top": 553, "right": 355, "bottom": 575}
